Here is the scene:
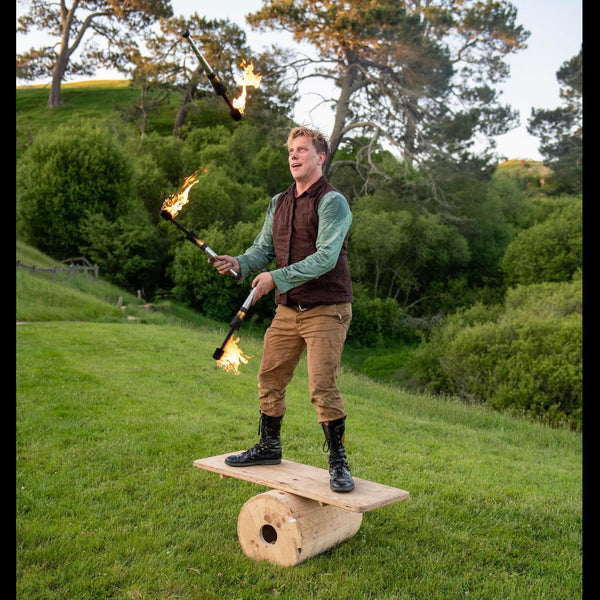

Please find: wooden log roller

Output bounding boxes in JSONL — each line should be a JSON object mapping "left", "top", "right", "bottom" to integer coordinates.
{"left": 194, "top": 453, "right": 410, "bottom": 567}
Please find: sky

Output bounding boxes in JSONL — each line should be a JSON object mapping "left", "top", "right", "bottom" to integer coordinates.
{"left": 17, "top": 0, "right": 582, "bottom": 161}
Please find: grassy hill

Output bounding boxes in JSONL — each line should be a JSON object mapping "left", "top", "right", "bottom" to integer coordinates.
{"left": 16, "top": 242, "right": 582, "bottom": 599}
{"left": 16, "top": 80, "right": 185, "bottom": 159}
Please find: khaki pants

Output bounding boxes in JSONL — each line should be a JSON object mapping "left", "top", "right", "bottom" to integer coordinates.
{"left": 258, "top": 303, "right": 352, "bottom": 423}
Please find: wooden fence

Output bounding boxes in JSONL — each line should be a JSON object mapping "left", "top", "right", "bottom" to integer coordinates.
{"left": 16, "top": 260, "right": 99, "bottom": 280}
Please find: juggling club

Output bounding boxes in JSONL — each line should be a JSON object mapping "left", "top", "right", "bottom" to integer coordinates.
{"left": 182, "top": 30, "right": 243, "bottom": 121}
{"left": 213, "top": 287, "right": 257, "bottom": 360}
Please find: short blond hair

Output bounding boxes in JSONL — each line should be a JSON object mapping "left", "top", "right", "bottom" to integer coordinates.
{"left": 287, "top": 126, "right": 329, "bottom": 157}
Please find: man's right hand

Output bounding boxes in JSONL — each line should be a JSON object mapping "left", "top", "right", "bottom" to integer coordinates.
{"left": 211, "top": 254, "right": 241, "bottom": 277}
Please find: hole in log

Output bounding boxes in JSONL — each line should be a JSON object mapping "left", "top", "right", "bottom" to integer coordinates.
{"left": 260, "top": 524, "right": 278, "bottom": 545}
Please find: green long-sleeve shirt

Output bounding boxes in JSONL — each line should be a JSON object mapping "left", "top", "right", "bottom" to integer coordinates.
{"left": 236, "top": 190, "right": 352, "bottom": 294}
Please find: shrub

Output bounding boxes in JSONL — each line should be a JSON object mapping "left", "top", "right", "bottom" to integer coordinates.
{"left": 170, "top": 234, "right": 244, "bottom": 322}
{"left": 17, "top": 119, "right": 133, "bottom": 259}
{"left": 82, "top": 210, "right": 169, "bottom": 295}
{"left": 501, "top": 199, "right": 582, "bottom": 285}
{"left": 170, "top": 220, "right": 276, "bottom": 325}
{"left": 347, "top": 292, "right": 419, "bottom": 347}
{"left": 407, "top": 280, "right": 582, "bottom": 429}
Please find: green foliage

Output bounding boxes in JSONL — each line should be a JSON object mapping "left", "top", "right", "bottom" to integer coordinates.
{"left": 171, "top": 238, "right": 239, "bottom": 321}
{"left": 135, "top": 132, "right": 190, "bottom": 186}
{"left": 170, "top": 220, "right": 276, "bottom": 324}
{"left": 347, "top": 288, "right": 419, "bottom": 347}
{"left": 527, "top": 48, "right": 582, "bottom": 194}
{"left": 408, "top": 279, "right": 582, "bottom": 429}
{"left": 127, "top": 143, "right": 176, "bottom": 219}
{"left": 349, "top": 207, "right": 470, "bottom": 308}
{"left": 181, "top": 166, "right": 266, "bottom": 231}
{"left": 501, "top": 198, "right": 582, "bottom": 286}
{"left": 17, "top": 118, "right": 134, "bottom": 259}
{"left": 186, "top": 120, "right": 291, "bottom": 198}
{"left": 445, "top": 173, "right": 531, "bottom": 290}
{"left": 81, "top": 209, "right": 170, "bottom": 294}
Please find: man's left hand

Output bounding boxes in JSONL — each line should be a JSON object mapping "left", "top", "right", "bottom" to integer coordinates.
{"left": 251, "top": 271, "right": 276, "bottom": 304}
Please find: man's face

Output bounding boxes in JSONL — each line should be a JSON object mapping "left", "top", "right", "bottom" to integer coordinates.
{"left": 288, "top": 135, "right": 325, "bottom": 183}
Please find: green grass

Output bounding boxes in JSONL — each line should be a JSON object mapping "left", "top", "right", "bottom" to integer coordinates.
{"left": 17, "top": 80, "right": 138, "bottom": 157}
{"left": 16, "top": 243, "right": 582, "bottom": 599}
{"left": 16, "top": 79, "right": 222, "bottom": 159}
{"left": 16, "top": 80, "right": 185, "bottom": 158}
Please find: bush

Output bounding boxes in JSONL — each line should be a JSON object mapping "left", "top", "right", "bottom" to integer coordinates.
{"left": 440, "top": 315, "right": 581, "bottom": 428}
{"left": 170, "top": 236, "right": 244, "bottom": 322}
{"left": 347, "top": 292, "right": 420, "bottom": 347}
{"left": 82, "top": 209, "right": 169, "bottom": 295}
{"left": 408, "top": 279, "right": 582, "bottom": 429}
{"left": 501, "top": 199, "right": 582, "bottom": 285}
{"left": 17, "top": 119, "right": 133, "bottom": 259}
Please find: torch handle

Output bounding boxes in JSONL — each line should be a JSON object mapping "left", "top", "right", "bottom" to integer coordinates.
{"left": 241, "top": 287, "right": 257, "bottom": 311}
{"left": 182, "top": 30, "right": 227, "bottom": 95}
{"left": 213, "top": 284, "right": 262, "bottom": 360}
{"left": 160, "top": 210, "right": 240, "bottom": 278}
{"left": 182, "top": 30, "right": 213, "bottom": 77}
{"left": 229, "top": 288, "right": 257, "bottom": 330}
{"left": 181, "top": 30, "right": 242, "bottom": 121}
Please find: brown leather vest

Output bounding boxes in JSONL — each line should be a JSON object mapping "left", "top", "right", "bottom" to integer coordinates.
{"left": 273, "top": 176, "right": 353, "bottom": 306}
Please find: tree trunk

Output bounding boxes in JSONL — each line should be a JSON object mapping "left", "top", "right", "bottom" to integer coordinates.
{"left": 49, "top": 60, "right": 67, "bottom": 107}
{"left": 48, "top": 37, "right": 71, "bottom": 107}
{"left": 173, "top": 85, "right": 195, "bottom": 137}
{"left": 324, "top": 51, "right": 362, "bottom": 176}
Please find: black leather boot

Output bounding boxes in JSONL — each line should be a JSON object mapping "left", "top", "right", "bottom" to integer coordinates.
{"left": 322, "top": 417, "right": 355, "bottom": 492}
{"left": 225, "top": 413, "right": 283, "bottom": 467}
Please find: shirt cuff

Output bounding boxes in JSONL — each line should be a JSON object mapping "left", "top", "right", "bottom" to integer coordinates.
{"left": 270, "top": 269, "right": 292, "bottom": 293}
{"left": 236, "top": 255, "right": 250, "bottom": 278}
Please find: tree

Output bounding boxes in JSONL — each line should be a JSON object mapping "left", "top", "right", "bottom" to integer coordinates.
{"left": 246, "top": 0, "right": 529, "bottom": 183}
{"left": 17, "top": 0, "right": 172, "bottom": 107}
{"left": 349, "top": 208, "right": 470, "bottom": 307}
{"left": 527, "top": 48, "right": 582, "bottom": 194}
{"left": 133, "top": 14, "right": 251, "bottom": 136}
{"left": 134, "top": 14, "right": 296, "bottom": 136}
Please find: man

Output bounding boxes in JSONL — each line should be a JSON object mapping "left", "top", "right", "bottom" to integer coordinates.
{"left": 212, "top": 126, "right": 354, "bottom": 493}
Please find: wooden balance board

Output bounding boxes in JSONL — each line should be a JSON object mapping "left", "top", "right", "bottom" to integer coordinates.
{"left": 194, "top": 452, "right": 410, "bottom": 566}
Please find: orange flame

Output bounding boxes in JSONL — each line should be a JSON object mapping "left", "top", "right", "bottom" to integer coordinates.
{"left": 217, "top": 335, "right": 252, "bottom": 375}
{"left": 232, "top": 59, "right": 262, "bottom": 115}
{"left": 161, "top": 168, "right": 208, "bottom": 218}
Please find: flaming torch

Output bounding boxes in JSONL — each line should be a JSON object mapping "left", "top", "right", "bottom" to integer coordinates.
{"left": 213, "top": 287, "right": 256, "bottom": 372}
{"left": 181, "top": 30, "right": 261, "bottom": 120}
{"left": 160, "top": 170, "right": 240, "bottom": 279}
{"left": 182, "top": 29, "right": 242, "bottom": 121}
{"left": 214, "top": 289, "right": 255, "bottom": 374}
